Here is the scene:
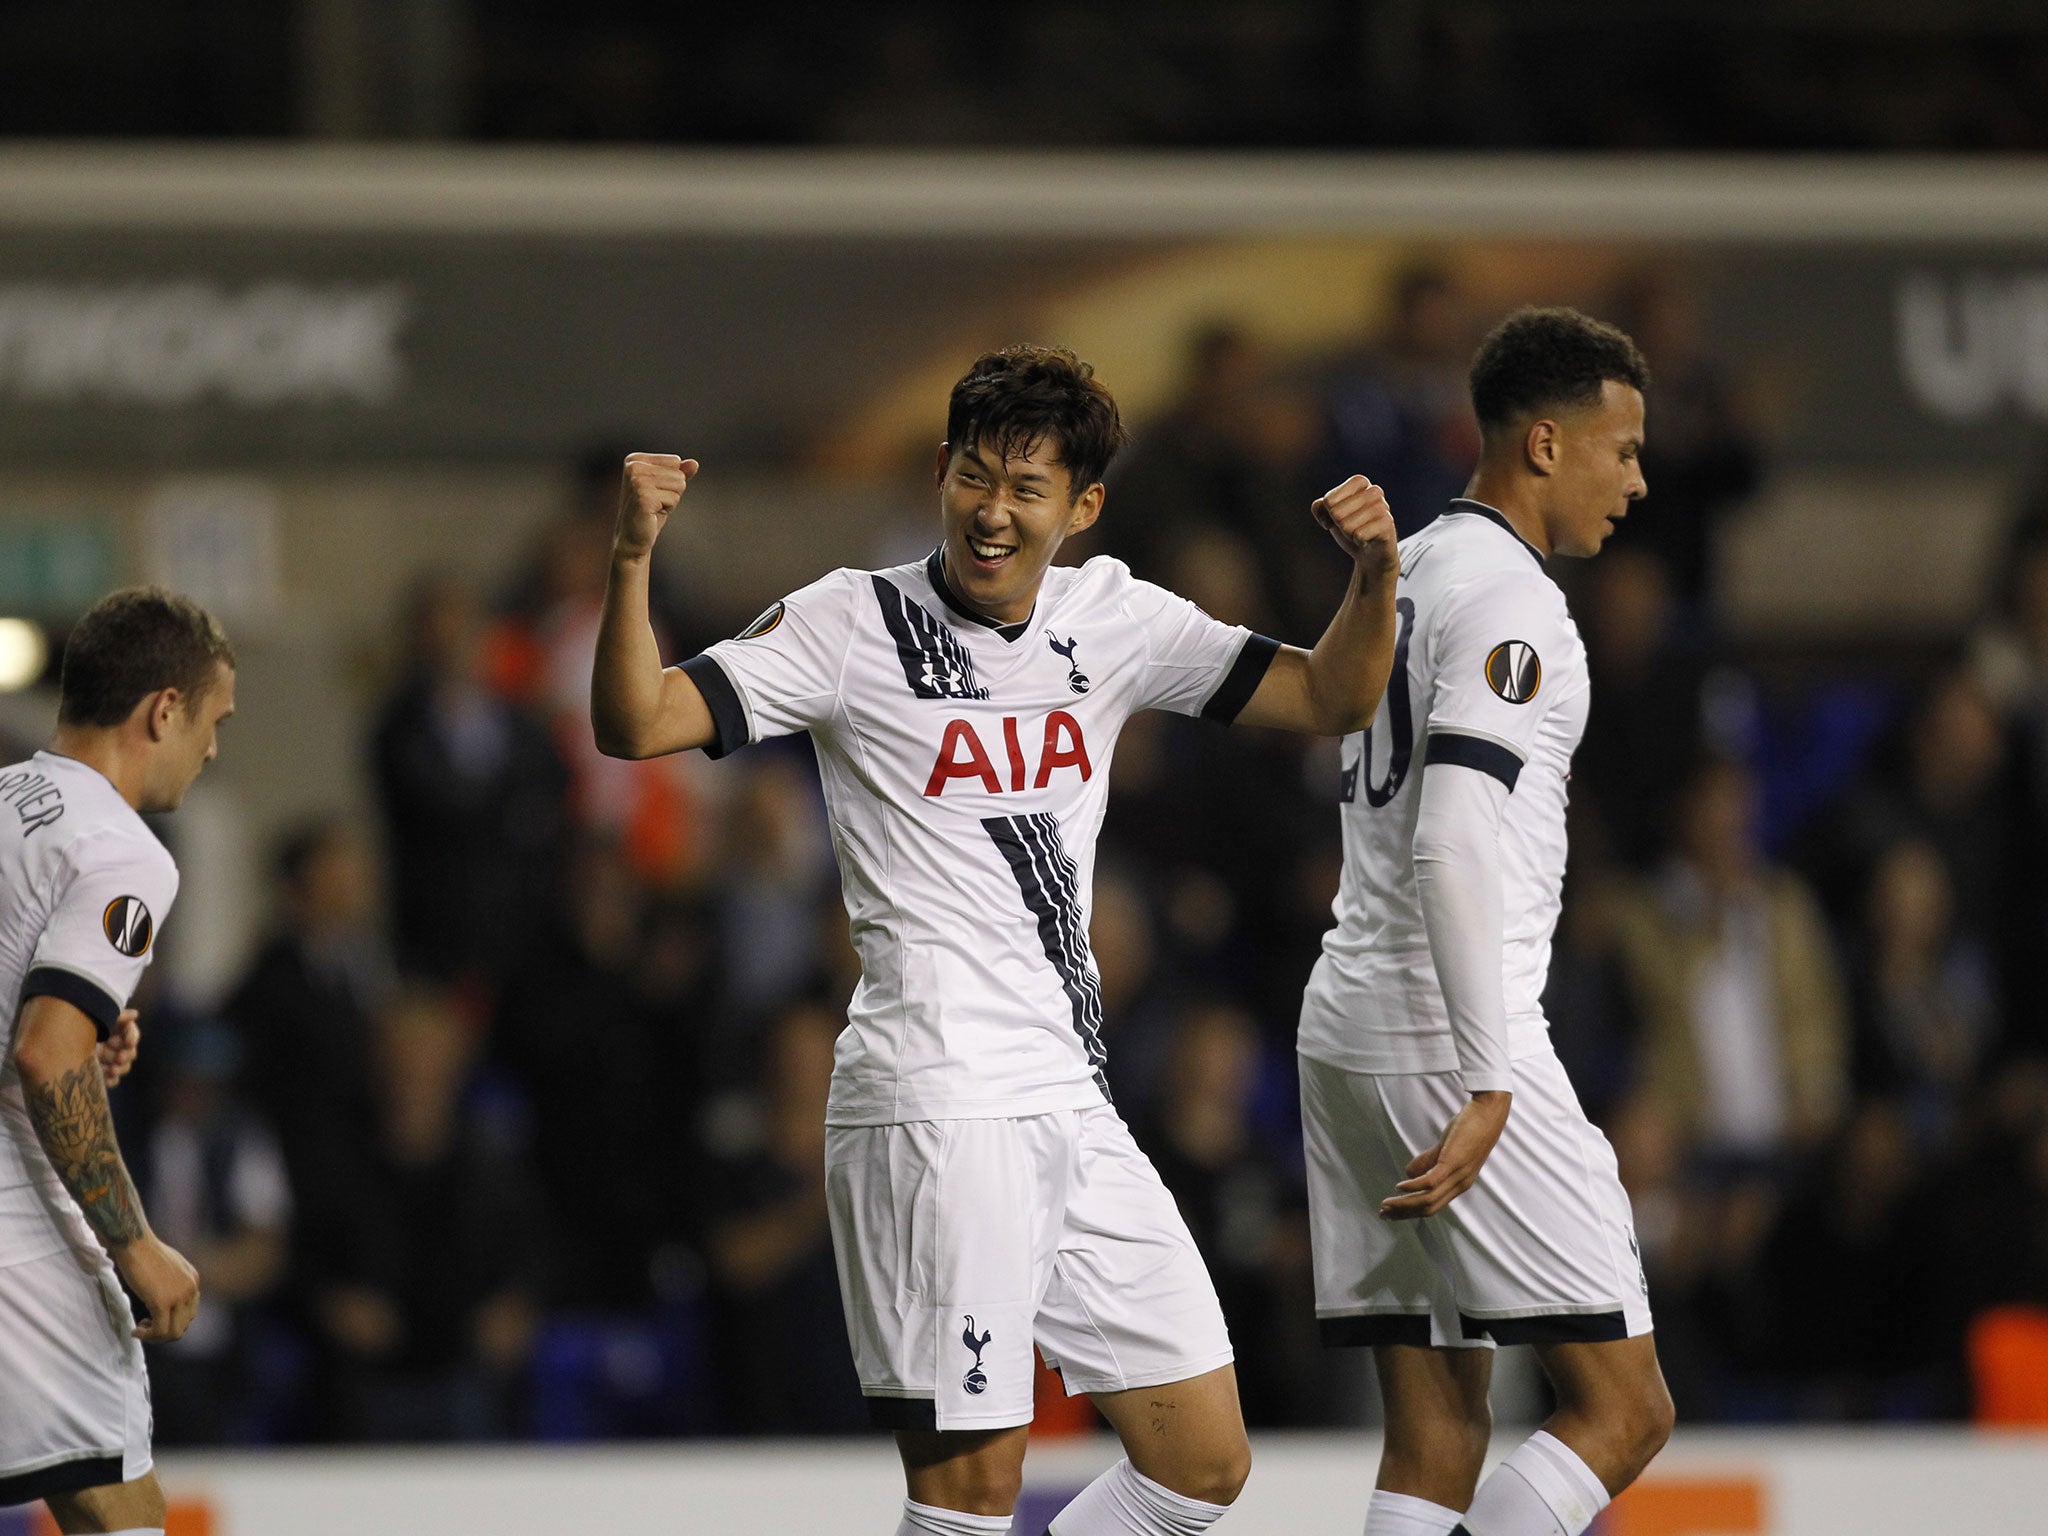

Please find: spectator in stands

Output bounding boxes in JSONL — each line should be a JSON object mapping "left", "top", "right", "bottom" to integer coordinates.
{"left": 1571, "top": 546, "right": 1716, "bottom": 869}
{"left": 1136, "top": 1000, "right": 1315, "bottom": 1426}
{"left": 1615, "top": 755, "right": 1849, "bottom": 1167}
{"left": 1102, "top": 322, "right": 1331, "bottom": 635}
{"left": 1606, "top": 267, "right": 1764, "bottom": 625}
{"left": 1316, "top": 262, "right": 1481, "bottom": 539}
{"left": 1846, "top": 839, "right": 1995, "bottom": 1145}
{"left": 1751, "top": 1099, "right": 1959, "bottom": 1418}
{"left": 494, "top": 834, "right": 675, "bottom": 1309}
{"left": 371, "top": 574, "right": 568, "bottom": 983}
{"left": 704, "top": 1001, "right": 864, "bottom": 1434}
{"left": 134, "top": 1014, "right": 291, "bottom": 1445}
{"left": 310, "top": 985, "right": 544, "bottom": 1442}
{"left": 227, "top": 819, "right": 386, "bottom": 1300}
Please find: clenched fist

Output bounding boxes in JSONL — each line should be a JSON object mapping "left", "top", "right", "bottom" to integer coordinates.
{"left": 614, "top": 453, "right": 700, "bottom": 562}
{"left": 1312, "top": 475, "right": 1398, "bottom": 576}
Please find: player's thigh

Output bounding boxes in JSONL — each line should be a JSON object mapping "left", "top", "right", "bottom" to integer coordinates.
{"left": 1403, "top": 1052, "right": 1653, "bottom": 1345}
{"left": 44, "top": 1470, "right": 166, "bottom": 1534}
{"left": 825, "top": 1116, "right": 1064, "bottom": 1433}
{"left": 1033, "top": 1107, "right": 1234, "bottom": 1402}
{"left": 0, "top": 1246, "right": 153, "bottom": 1510}
{"left": 1299, "top": 1056, "right": 1479, "bottom": 1350}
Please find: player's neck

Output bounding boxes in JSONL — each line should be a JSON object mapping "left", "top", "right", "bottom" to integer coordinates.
{"left": 1460, "top": 469, "right": 1551, "bottom": 559}
{"left": 46, "top": 726, "right": 149, "bottom": 811}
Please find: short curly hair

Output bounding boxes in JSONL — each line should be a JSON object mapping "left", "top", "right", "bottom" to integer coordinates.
{"left": 59, "top": 586, "right": 234, "bottom": 728}
{"left": 945, "top": 345, "right": 1131, "bottom": 497}
{"left": 1468, "top": 307, "right": 1649, "bottom": 436}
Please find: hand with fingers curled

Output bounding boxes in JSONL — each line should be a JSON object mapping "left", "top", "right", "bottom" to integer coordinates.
{"left": 613, "top": 452, "right": 701, "bottom": 563}
{"left": 1311, "top": 474, "right": 1399, "bottom": 576}
{"left": 96, "top": 1007, "right": 140, "bottom": 1089}
{"left": 1379, "top": 1089, "right": 1513, "bottom": 1222}
{"left": 116, "top": 1232, "right": 201, "bottom": 1343}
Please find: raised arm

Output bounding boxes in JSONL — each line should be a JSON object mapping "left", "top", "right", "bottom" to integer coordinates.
{"left": 1234, "top": 475, "right": 1400, "bottom": 735}
{"left": 14, "top": 994, "right": 200, "bottom": 1340}
{"left": 592, "top": 452, "right": 718, "bottom": 759}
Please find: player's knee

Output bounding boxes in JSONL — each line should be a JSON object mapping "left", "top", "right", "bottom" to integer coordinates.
{"left": 1633, "top": 1377, "right": 1676, "bottom": 1466}
{"left": 1185, "top": 1430, "right": 1252, "bottom": 1507}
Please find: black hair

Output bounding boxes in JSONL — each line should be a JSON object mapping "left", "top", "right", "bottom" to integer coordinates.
{"left": 58, "top": 586, "right": 234, "bottom": 728}
{"left": 945, "top": 345, "right": 1131, "bottom": 497}
{"left": 1468, "top": 306, "right": 1650, "bottom": 437}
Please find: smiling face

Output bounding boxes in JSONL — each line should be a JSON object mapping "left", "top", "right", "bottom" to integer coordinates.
{"left": 1541, "top": 379, "right": 1647, "bottom": 559}
{"left": 936, "top": 436, "right": 1103, "bottom": 623}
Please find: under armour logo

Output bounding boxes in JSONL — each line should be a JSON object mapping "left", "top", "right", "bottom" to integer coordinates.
{"left": 961, "top": 1315, "right": 993, "bottom": 1395}
{"left": 1045, "top": 631, "right": 1090, "bottom": 695}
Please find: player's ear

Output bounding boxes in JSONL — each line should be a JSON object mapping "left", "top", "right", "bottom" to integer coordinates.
{"left": 934, "top": 442, "right": 953, "bottom": 489}
{"left": 1524, "top": 417, "right": 1560, "bottom": 477}
{"left": 1067, "top": 481, "right": 1104, "bottom": 535}
{"left": 142, "top": 687, "right": 178, "bottom": 742}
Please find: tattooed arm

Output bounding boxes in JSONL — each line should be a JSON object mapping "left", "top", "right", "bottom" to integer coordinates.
{"left": 13, "top": 994, "right": 200, "bottom": 1341}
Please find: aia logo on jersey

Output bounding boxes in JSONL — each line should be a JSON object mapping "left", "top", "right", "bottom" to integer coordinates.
{"left": 1045, "top": 631, "right": 1090, "bottom": 694}
{"left": 736, "top": 602, "right": 784, "bottom": 640}
{"left": 961, "top": 1315, "right": 993, "bottom": 1395}
{"left": 102, "top": 896, "right": 153, "bottom": 958}
{"left": 924, "top": 712, "right": 1092, "bottom": 797}
{"left": 1484, "top": 640, "right": 1542, "bottom": 704}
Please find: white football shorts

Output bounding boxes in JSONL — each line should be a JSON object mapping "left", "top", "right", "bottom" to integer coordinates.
{"left": 1300, "top": 1047, "right": 1652, "bottom": 1349}
{"left": 825, "top": 1103, "right": 1234, "bottom": 1431}
{"left": 0, "top": 1243, "right": 153, "bottom": 1507}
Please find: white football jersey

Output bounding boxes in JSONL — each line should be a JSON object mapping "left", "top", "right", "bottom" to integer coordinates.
{"left": 1298, "top": 502, "right": 1589, "bottom": 1077}
{"left": 686, "top": 548, "right": 1276, "bottom": 1126}
{"left": 0, "top": 752, "right": 179, "bottom": 1263}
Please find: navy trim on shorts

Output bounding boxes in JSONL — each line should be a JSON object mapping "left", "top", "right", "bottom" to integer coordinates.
{"left": 1460, "top": 1310, "right": 1627, "bottom": 1346}
{"left": 1424, "top": 731, "right": 1523, "bottom": 792}
{"left": 0, "top": 1452, "right": 126, "bottom": 1507}
{"left": 679, "top": 654, "right": 749, "bottom": 760}
{"left": 19, "top": 966, "right": 119, "bottom": 1041}
{"left": 865, "top": 1395, "right": 938, "bottom": 1431}
{"left": 1318, "top": 1313, "right": 1432, "bottom": 1349}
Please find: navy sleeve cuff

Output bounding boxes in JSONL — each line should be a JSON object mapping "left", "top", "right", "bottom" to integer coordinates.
{"left": 680, "top": 653, "right": 750, "bottom": 761}
{"left": 1425, "top": 731, "right": 1523, "bottom": 791}
{"left": 1201, "top": 633, "right": 1283, "bottom": 724}
{"left": 19, "top": 967, "right": 120, "bottom": 1041}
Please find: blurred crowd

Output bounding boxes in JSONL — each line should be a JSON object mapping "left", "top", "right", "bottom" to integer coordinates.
{"left": 91, "top": 266, "right": 2048, "bottom": 1444}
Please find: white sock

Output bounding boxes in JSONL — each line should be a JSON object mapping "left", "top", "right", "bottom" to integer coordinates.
{"left": 1048, "top": 1459, "right": 1231, "bottom": 1535}
{"left": 896, "top": 1498, "right": 1013, "bottom": 1535}
{"left": 1365, "top": 1488, "right": 1464, "bottom": 1535}
{"left": 1459, "top": 1431, "right": 1609, "bottom": 1536}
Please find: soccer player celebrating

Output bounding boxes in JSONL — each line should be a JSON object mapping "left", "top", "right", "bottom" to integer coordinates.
{"left": 1, "top": 588, "right": 234, "bottom": 1535}
{"left": 1297, "top": 308, "right": 1674, "bottom": 1536}
{"left": 595, "top": 345, "right": 1397, "bottom": 1536}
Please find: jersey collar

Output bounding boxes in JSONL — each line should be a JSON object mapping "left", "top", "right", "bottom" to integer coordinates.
{"left": 925, "top": 546, "right": 1034, "bottom": 643}
{"left": 1446, "top": 499, "right": 1546, "bottom": 569}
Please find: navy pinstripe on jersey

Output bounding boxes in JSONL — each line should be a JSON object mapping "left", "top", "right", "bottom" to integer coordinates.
{"left": 982, "top": 812, "right": 1110, "bottom": 1099}
{"left": 872, "top": 575, "right": 990, "bottom": 701}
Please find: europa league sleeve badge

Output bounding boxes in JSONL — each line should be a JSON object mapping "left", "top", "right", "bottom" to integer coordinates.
{"left": 1484, "top": 641, "right": 1542, "bottom": 705}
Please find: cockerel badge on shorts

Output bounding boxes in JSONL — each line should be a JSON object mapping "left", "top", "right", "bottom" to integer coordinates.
{"left": 961, "top": 1315, "right": 993, "bottom": 1395}
{"left": 102, "top": 896, "right": 154, "bottom": 958}
{"left": 1484, "top": 640, "right": 1542, "bottom": 704}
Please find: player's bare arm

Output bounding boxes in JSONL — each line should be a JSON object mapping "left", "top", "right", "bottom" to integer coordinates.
{"left": 591, "top": 451, "right": 718, "bottom": 759}
{"left": 1235, "top": 474, "right": 1400, "bottom": 735}
{"left": 13, "top": 994, "right": 200, "bottom": 1341}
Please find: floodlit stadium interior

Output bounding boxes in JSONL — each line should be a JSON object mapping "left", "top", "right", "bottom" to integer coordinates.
{"left": 3, "top": 5, "right": 2048, "bottom": 1534}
